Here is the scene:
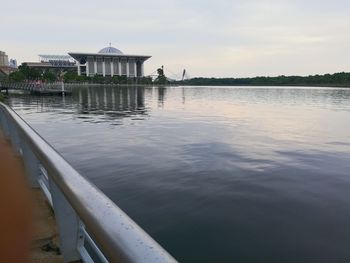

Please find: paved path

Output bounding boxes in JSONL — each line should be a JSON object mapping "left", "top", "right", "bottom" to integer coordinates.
{"left": 0, "top": 129, "right": 63, "bottom": 263}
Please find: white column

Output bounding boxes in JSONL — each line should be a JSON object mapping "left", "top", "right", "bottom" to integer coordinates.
{"left": 77, "top": 62, "right": 81, "bottom": 76}
{"left": 86, "top": 61, "right": 89, "bottom": 77}
{"left": 134, "top": 62, "right": 137, "bottom": 77}
{"left": 110, "top": 61, "right": 114, "bottom": 77}
{"left": 126, "top": 60, "right": 130, "bottom": 77}
{"left": 102, "top": 60, "right": 106, "bottom": 77}
{"left": 94, "top": 60, "right": 97, "bottom": 75}
{"left": 141, "top": 63, "right": 144, "bottom": 77}
{"left": 118, "top": 60, "right": 122, "bottom": 76}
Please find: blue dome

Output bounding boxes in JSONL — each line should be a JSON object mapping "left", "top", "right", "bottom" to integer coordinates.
{"left": 98, "top": 46, "right": 123, "bottom": 54}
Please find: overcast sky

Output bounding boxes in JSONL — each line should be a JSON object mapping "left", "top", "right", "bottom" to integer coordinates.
{"left": 1, "top": 0, "right": 350, "bottom": 78}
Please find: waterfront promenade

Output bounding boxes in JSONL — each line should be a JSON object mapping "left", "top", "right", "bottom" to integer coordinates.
{"left": 0, "top": 101, "right": 176, "bottom": 263}
{"left": 0, "top": 129, "right": 63, "bottom": 263}
{"left": 0, "top": 82, "right": 71, "bottom": 96}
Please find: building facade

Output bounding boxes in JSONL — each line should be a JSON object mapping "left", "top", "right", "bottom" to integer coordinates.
{"left": 22, "top": 55, "right": 76, "bottom": 70}
{"left": 0, "top": 51, "right": 17, "bottom": 75}
{"left": 68, "top": 46, "right": 151, "bottom": 78}
{"left": 9, "top": 59, "right": 17, "bottom": 69}
{"left": 0, "top": 51, "right": 9, "bottom": 67}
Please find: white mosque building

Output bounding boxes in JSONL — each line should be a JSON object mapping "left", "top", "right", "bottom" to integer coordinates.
{"left": 68, "top": 46, "right": 151, "bottom": 78}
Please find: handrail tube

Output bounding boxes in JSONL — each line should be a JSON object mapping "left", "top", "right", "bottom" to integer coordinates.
{"left": 0, "top": 102, "right": 177, "bottom": 263}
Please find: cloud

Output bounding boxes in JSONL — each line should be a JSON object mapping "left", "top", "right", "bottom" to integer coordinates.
{"left": 1, "top": 0, "right": 350, "bottom": 77}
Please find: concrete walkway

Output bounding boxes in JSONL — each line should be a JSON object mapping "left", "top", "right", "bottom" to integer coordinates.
{"left": 31, "top": 188, "right": 63, "bottom": 263}
{"left": 0, "top": 129, "right": 63, "bottom": 263}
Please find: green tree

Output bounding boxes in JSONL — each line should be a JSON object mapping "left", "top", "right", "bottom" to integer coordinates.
{"left": 19, "top": 64, "right": 41, "bottom": 80}
{"left": 9, "top": 71, "right": 25, "bottom": 82}
{"left": 42, "top": 71, "right": 57, "bottom": 82}
{"left": 119, "top": 76, "right": 128, "bottom": 84}
{"left": 92, "top": 74, "right": 105, "bottom": 83}
{"left": 154, "top": 67, "right": 168, "bottom": 85}
{"left": 178, "top": 72, "right": 350, "bottom": 87}
{"left": 111, "top": 75, "right": 121, "bottom": 84}
{"left": 140, "top": 76, "right": 153, "bottom": 85}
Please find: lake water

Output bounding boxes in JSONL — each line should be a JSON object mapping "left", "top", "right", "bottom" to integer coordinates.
{"left": 8, "top": 86, "right": 350, "bottom": 263}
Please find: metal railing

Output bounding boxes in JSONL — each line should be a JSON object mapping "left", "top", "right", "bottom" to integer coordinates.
{"left": 0, "top": 82, "right": 72, "bottom": 92}
{"left": 0, "top": 102, "right": 177, "bottom": 263}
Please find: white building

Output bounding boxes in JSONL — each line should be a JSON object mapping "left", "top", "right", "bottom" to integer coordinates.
{"left": 68, "top": 46, "right": 151, "bottom": 78}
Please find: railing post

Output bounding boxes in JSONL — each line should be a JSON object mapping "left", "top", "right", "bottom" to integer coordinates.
{"left": 21, "top": 141, "right": 40, "bottom": 188}
{"left": 6, "top": 115, "right": 22, "bottom": 153}
{"left": 49, "top": 178, "right": 81, "bottom": 263}
{"left": 0, "top": 110, "right": 10, "bottom": 137}
{"left": 0, "top": 109, "right": 40, "bottom": 188}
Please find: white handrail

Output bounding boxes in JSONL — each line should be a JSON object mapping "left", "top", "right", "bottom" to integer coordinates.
{"left": 0, "top": 102, "right": 177, "bottom": 263}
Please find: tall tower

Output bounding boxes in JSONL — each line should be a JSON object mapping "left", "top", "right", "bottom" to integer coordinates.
{"left": 0, "top": 51, "right": 9, "bottom": 67}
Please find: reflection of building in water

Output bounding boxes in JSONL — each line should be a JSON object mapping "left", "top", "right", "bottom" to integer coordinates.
{"left": 8, "top": 87, "right": 148, "bottom": 124}
{"left": 77, "top": 86, "right": 147, "bottom": 119}
{"left": 69, "top": 46, "right": 151, "bottom": 77}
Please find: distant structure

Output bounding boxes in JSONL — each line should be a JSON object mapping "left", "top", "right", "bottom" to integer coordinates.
{"left": 0, "top": 51, "right": 9, "bottom": 67}
{"left": 39, "top": 54, "right": 76, "bottom": 68}
{"left": 0, "top": 51, "right": 16, "bottom": 76}
{"left": 22, "top": 55, "right": 76, "bottom": 70}
{"left": 68, "top": 45, "right": 151, "bottom": 77}
{"left": 9, "top": 59, "right": 17, "bottom": 69}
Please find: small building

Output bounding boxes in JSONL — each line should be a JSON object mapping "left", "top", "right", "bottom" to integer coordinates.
{"left": 9, "top": 59, "right": 17, "bottom": 69}
{"left": 22, "top": 55, "right": 76, "bottom": 70}
{"left": 68, "top": 46, "right": 151, "bottom": 78}
{"left": 39, "top": 55, "right": 76, "bottom": 68}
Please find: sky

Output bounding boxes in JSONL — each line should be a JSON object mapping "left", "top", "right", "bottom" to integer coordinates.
{"left": 1, "top": 0, "right": 350, "bottom": 78}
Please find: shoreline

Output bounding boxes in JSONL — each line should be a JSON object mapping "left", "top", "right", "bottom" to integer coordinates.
{"left": 2, "top": 81, "right": 350, "bottom": 90}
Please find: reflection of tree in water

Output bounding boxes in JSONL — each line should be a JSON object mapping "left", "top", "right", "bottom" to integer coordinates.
{"left": 182, "top": 87, "right": 186, "bottom": 105}
{"left": 157, "top": 87, "right": 167, "bottom": 108}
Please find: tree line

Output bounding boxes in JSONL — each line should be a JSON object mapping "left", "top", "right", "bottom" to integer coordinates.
{"left": 177, "top": 72, "right": 350, "bottom": 87}
{"left": 7, "top": 64, "right": 169, "bottom": 85}
{"left": 7, "top": 64, "right": 155, "bottom": 85}
{"left": 7, "top": 64, "right": 350, "bottom": 87}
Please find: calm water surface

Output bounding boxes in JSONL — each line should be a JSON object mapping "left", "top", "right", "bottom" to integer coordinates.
{"left": 8, "top": 86, "right": 350, "bottom": 263}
